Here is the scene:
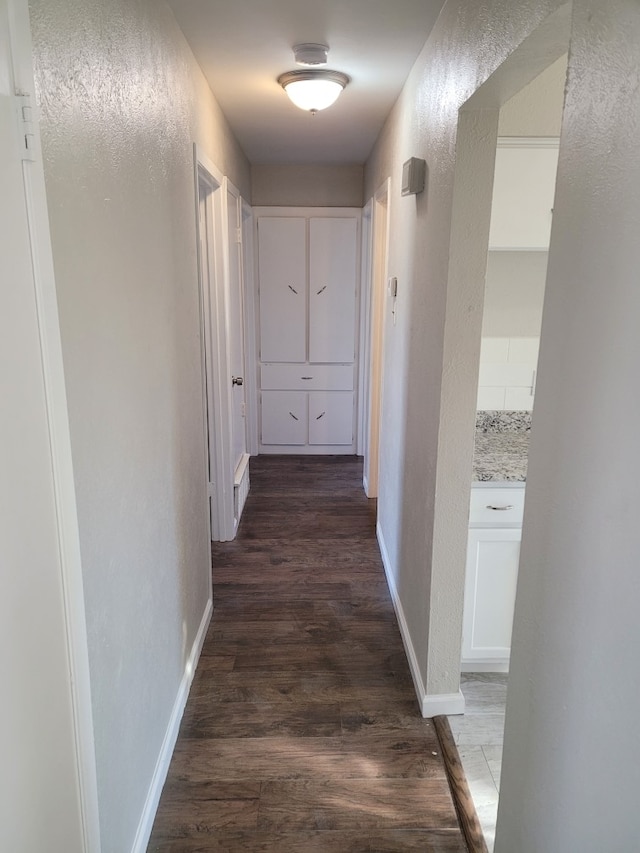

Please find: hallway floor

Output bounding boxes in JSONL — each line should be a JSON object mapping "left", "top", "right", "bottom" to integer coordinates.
{"left": 148, "top": 455, "right": 467, "bottom": 852}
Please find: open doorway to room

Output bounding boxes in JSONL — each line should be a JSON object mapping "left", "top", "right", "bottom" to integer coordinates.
{"left": 363, "top": 179, "right": 391, "bottom": 498}
{"left": 450, "top": 52, "right": 568, "bottom": 853}
{"left": 196, "top": 151, "right": 235, "bottom": 542}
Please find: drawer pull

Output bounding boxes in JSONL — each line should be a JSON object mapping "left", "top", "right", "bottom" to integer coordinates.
{"left": 288, "top": 285, "right": 298, "bottom": 294}
{"left": 289, "top": 411, "right": 299, "bottom": 420}
{"left": 316, "top": 411, "right": 326, "bottom": 420}
{"left": 486, "top": 504, "right": 515, "bottom": 511}
{"left": 316, "top": 285, "right": 327, "bottom": 295}
{"left": 301, "top": 376, "right": 314, "bottom": 380}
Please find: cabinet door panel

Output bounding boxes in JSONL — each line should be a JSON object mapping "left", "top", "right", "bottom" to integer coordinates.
{"left": 309, "top": 218, "right": 357, "bottom": 363}
{"left": 308, "top": 392, "right": 353, "bottom": 446}
{"left": 258, "top": 217, "right": 306, "bottom": 362}
{"left": 462, "top": 528, "right": 521, "bottom": 662}
{"left": 261, "top": 391, "right": 307, "bottom": 445}
{"left": 489, "top": 143, "right": 559, "bottom": 249}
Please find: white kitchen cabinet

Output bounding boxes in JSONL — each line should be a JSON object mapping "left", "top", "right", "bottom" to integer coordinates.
{"left": 462, "top": 484, "right": 525, "bottom": 671}
{"left": 256, "top": 208, "right": 360, "bottom": 453}
{"left": 462, "top": 528, "right": 521, "bottom": 666}
{"left": 488, "top": 138, "right": 559, "bottom": 250}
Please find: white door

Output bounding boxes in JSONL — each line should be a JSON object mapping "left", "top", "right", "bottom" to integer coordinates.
{"left": 309, "top": 217, "right": 358, "bottom": 363}
{"left": 258, "top": 217, "right": 307, "bottom": 362}
{"left": 226, "top": 184, "right": 247, "bottom": 473}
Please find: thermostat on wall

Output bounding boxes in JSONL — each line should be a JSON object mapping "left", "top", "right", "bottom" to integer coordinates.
{"left": 401, "top": 157, "right": 426, "bottom": 196}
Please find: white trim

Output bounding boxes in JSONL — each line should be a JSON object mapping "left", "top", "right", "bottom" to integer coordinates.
{"left": 234, "top": 452, "right": 250, "bottom": 524}
{"left": 422, "top": 691, "right": 466, "bottom": 717}
{"left": 9, "top": 2, "right": 102, "bottom": 847}
{"left": 497, "top": 135, "right": 560, "bottom": 149}
{"left": 357, "top": 199, "right": 373, "bottom": 456}
{"left": 194, "top": 150, "right": 235, "bottom": 541}
{"left": 241, "top": 199, "right": 258, "bottom": 455}
{"left": 131, "top": 599, "right": 213, "bottom": 853}
{"left": 363, "top": 180, "right": 391, "bottom": 497}
{"left": 461, "top": 660, "right": 510, "bottom": 674}
{"left": 377, "top": 521, "right": 466, "bottom": 719}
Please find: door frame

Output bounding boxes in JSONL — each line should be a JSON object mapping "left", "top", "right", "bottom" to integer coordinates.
{"left": 363, "top": 180, "right": 391, "bottom": 497}
{"left": 241, "top": 198, "right": 259, "bottom": 455}
{"left": 3, "top": 0, "right": 101, "bottom": 847}
{"left": 194, "top": 147, "right": 235, "bottom": 541}
{"left": 356, "top": 199, "right": 373, "bottom": 455}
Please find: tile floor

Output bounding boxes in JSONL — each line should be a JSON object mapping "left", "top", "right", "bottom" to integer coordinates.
{"left": 448, "top": 673, "right": 508, "bottom": 852}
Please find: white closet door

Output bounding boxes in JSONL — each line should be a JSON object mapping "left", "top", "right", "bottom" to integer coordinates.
{"left": 309, "top": 217, "right": 357, "bottom": 363}
{"left": 261, "top": 391, "right": 307, "bottom": 445}
{"left": 308, "top": 392, "right": 353, "bottom": 445}
{"left": 258, "top": 217, "right": 306, "bottom": 362}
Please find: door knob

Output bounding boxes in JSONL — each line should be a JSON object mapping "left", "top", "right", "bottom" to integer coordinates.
{"left": 232, "top": 376, "right": 244, "bottom": 386}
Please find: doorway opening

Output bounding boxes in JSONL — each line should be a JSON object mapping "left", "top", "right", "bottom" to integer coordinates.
{"left": 195, "top": 149, "right": 235, "bottom": 542}
{"left": 441, "top": 16, "right": 570, "bottom": 850}
{"left": 363, "top": 179, "right": 390, "bottom": 498}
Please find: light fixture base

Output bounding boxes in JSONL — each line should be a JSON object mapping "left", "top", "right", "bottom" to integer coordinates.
{"left": 293, "top": 43, "right": 329, "bottom": 67}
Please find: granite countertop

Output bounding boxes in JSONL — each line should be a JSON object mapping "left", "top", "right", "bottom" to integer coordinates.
{"left": 472, "top": 411, "right": 530, "bottom": 482}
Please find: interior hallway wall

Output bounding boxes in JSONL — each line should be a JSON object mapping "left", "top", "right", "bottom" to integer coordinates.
{"left": 363, "top": 0, "right": 566, "bottom": 702}
{"left": 497, "top": 1, "right": 640, "bottom": 848}
{"left": 251, "top": 163, "right": 364, "bottom": 207}
{"left": 28, "top": 0, "right": 250, "bottom": 850}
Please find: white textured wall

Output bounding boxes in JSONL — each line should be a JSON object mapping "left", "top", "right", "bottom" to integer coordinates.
{"left": 364, "top": 0, "right": 566, "bottom": 697}
{"left": 252, "top": 164, "right": 364, "bottom": 207}
{"left": 497, "top": 1, "right": 640, "bottom": 848}
{"left": 498, "top": 53, "right": 567, "bottom": 137}
{"left": 28, "top": 1, "right": 250, "bottom": 851}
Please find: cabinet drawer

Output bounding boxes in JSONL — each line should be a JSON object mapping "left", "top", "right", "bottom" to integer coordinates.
{"left": 261, "top": 363, "right": 354, "bottom": 391}
{"left": 469, "top": 486, "right": 525, "bottom": 526}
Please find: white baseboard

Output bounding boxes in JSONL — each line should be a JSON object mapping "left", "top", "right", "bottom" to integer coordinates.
{"left": 131, "top": 597, "right": 213, "bottom": 853}
{"left": 234, "top": 452, "right": 251, "bottom": 524}
{"left": 422, "top": 691, "right": 466, "bottom": 717}
{"left": 376, "top": 521, "right": 466, "bottom": 719}
{"left": 461, "top": 660, "right": 510, "bottom": 674}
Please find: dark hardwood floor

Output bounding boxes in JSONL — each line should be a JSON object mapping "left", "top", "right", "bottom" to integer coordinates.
{"left": 148, "top": 455, "right": 467, "bottom": 852}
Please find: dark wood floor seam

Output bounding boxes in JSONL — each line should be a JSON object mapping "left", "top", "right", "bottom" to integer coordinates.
{"left": 434, "top": 714, "right": 489, "bottom": 853}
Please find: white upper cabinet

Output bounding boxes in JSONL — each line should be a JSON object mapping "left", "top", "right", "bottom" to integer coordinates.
{"left": 258, "top": 217, "right": 306, "bottom": 362}
{"left": 309, "top": 217, "right": 358, "bottom": 363}
{"left": 489, "top": 139, "right": 560, "bottom": 250}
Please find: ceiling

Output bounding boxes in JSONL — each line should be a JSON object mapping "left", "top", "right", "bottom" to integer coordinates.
{"left": 166, "top": 0, "right": 447, "bottom": 165}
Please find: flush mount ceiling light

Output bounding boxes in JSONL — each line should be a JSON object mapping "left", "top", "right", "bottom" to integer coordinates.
{"left": 278, "top": 44, "right": 349, "bottom": 114}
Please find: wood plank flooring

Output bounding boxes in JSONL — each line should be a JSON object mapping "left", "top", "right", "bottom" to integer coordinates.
{"left": 147, "top": 455, "right": 467, "bottom": 852}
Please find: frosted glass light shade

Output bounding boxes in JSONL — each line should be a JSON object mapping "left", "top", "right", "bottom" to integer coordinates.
{"left": 278, "top": 71, "right": 349, "bottom": 113}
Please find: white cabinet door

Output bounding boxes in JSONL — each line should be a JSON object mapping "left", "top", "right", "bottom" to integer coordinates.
{"left": 489, "top": 141, "right": 559, "bottom": 250}
{"left": 258, "top": 217, "right": 306, "bottom": 362}
{"left": 308, "top": 392, "right": 354, "bottom": 446}
{"left": 261, "top": 391, "right": 307, "bottom": 445}
{"left": 309, "top": 217, "right": 358, "bottom": 363}
{"left": 462, "top": 527, "right": 521, "bottom": 664}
